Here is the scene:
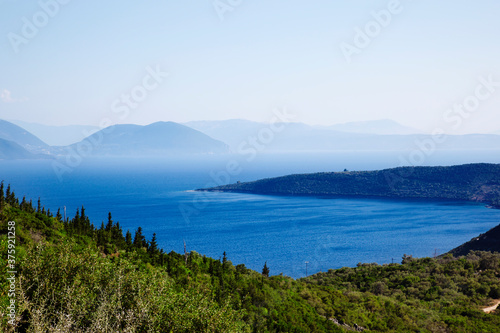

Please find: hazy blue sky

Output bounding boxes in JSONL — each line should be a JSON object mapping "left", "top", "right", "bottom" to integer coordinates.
{"left": 1, "top": 0, "right": 499, "bottom": 134}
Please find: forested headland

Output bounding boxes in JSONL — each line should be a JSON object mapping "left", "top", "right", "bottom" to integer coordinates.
{"left": 200, "top": 163, "right": 500, "bottom": 209}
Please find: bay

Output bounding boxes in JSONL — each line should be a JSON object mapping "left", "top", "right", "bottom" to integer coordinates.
{"left": 2, "top": 151, "right": 500, "bottom": 278}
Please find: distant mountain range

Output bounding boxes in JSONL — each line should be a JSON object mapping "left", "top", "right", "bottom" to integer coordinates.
{"left": 184, "top": 119, "right": 500, "bottom": 152}
{"left": 8, "top": 120, "right": 100, "bottom": 146}
{"left": 1, "top": 118, "right": 500, "bottom": 160}
{"left": 199, "top": 163, "right": 500, "bottom": 208}
{"left": 0, "top": 120, "right": 230, "bottom": 159}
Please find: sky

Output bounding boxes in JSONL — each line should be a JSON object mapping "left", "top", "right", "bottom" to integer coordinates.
{"left": 0, "top": 0, "right": 499, "bottom": 134}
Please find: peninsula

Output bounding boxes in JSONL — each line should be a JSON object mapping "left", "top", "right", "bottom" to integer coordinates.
{"left": 199, "top": 163, "right": 500, "bottom": 208}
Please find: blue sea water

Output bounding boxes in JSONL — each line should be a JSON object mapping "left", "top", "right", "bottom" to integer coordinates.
{"left": 2, "top": 151, "right": 500, "bottom": 278}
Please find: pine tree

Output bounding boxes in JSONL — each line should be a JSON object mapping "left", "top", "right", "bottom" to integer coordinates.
{"left": 81, "top": 205, "right": 86, "bottom": 221}
{"left": 0, "top": 181, "right": 4, "bottom": 208}
{"left": 262, "top": 262, "right": 270, "bottom": 277}
{"left": 56, "top": 208, "right": 62, "bottom": 221}
{"left": 148, "top": 233, "right": 158, "bottom": 255}
{"left": 222, "top": 251, "right": 228, "bottom": 271}
{"left": 97, "top": 222, "right": 106, "bottom": 246}
{"left": 5, "top": 185, "right": 15, "bottom": 205}
{"left": 125, "top": 230, "right": 132, "bottom": 249}
{"left": 112, "top": 221, "right": 123, "bottom": 243}
{"left": 5, "top": 184, "right": 10, "bottom": 204}
{"left": 133, "top": 227, "right": 146, "bottom": 248}
{"left": 106, "top": 212, "right": 113, "bottom": 232}
{"left": 37, "top": 198, "right": 41, "bottom": 213}
{"left": 73, "top": 208, "right": 80, "bottom": 233}
{"left": 80, "top": 205, "right": 92, "bottom": 234}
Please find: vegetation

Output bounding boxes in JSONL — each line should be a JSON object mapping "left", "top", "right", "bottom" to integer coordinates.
{"left": 200, "top": 163, "right": 500, "bottom": 208}
{"left": 2, "top": 183, "right": 500, "bottom": 332}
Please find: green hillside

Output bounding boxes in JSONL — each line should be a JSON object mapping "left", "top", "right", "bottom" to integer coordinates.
{"left": 2, "top": 183, "right": 500, "bottom": 332}
{"left": 448, "top": 223, "right": 500, "bottom": 257}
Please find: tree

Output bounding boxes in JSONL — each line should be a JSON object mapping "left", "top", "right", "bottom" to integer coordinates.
{"left": 106, "top": 212, "right": 113, "bottom": 232}
{"left": 125, "top": 230, "right": 132, "bottom": 249}
{"left": 97, "top": 222, "right": 106, "bottom": 246}
{"left": 133, "top": 227, "right": 146, "bottom": 248}
{"left": 72, "top": 208, "right": 81, "bottom": 232}
{"left": 402, "top": 254, "right": 415, "bottom": 265}
{"left": 5, "top": 184, "right": 10, "bottom": 203}
{"left": 148, "top": 233, "right": 158, "bottom": 255}
{"left": 222, "top": 251, "right": 228, "bottom": 270}
{"left": 0, "top": 181, "right": 4, "bottom": 208}
{"left": 262, "top": 262, "right": 270, "bottom": 277}
{"left": 111, "top": 222, "right": 123, "bottom": 243}
{"left": 81, "top": 206, "right": 86, "bottom": 221}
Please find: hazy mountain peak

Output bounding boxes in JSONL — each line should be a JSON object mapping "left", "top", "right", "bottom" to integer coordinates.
{"left": 0, "top": 119, "right": 49, "bottom": 151}
{"left": 69, "top": 121, "right": 229, "bottom": 156}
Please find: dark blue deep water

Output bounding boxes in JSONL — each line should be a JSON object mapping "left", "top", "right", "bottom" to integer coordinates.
{"left": 2, "top": 151, "right": 500, "bottom": 278}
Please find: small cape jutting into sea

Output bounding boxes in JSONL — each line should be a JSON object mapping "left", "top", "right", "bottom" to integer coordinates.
{"left": 198, "top": 163, "right": 500, "bottom": 209}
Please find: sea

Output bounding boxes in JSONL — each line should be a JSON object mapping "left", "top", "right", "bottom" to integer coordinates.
{"left": 2, "top": 150, "right": 500, "bottom": 278}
